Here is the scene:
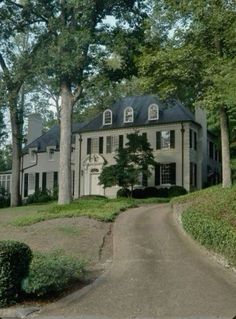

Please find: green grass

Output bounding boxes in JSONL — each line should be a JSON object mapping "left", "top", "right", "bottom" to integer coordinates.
{"left": 172, "top": 185, "right": 236, "bottom": 266}
{"left": 10, "top": 197, "right": 169, "bottom": 227}
{"left": 57, "top": 225, "right": 80, "bottom": 236}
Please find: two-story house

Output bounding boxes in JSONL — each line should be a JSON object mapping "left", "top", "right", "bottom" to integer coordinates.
{"left": 0, "top": 95, "right": 221, "bottom": 199}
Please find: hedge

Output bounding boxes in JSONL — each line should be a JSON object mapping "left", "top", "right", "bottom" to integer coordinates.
{"left": 22, "top": 252, "right": 85, "bottom": 296}
{"left": 182, "top": 210, "right": 236, "bottom": 265}
{"left": 0, "top": 241, "right": 32, "bottom": 307}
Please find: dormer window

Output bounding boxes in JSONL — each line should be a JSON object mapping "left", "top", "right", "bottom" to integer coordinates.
{"left": 124, "top": 107, "right": 134, "bottom": 123}
{"left": 30, "top": 149, "right": 37, "bottom": 163}
{"left": 103, "top": 109, "right": 112, "bottom": 125}
{"left": 48, "top": 148, "right": 55, "bottom": 161}
{"left": 148, "top": 104, "right": 159, "bottom": 121}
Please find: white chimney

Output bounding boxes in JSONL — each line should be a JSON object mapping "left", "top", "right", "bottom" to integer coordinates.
{"left": 27, "top": 114, "right": 42, "bottom": 145}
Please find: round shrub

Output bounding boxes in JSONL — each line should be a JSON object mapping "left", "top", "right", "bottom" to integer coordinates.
{"left": 22, "top": 252, "right": 85, "bottom": 297}
{"left": 168, "top": 186, "right": 187, "bottom": 197}
{"left": 157, "top": 187, "right": 169, "bottom": 198}
{"left": 0, "top": 241, "right": 32, "bottom": 307}
{"left": 132, "top": 188, "right": 145, "bottom": 199}
{"left": 143, "top": 187, "right": 158, "bottom": 198}
{"left": 117, "top": 188, "right": 131, "bottom": 198}
{"left": 26, "top": 189, "right": 52, "bottom": 205}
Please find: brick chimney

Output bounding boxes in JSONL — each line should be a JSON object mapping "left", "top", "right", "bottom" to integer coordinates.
{"left": 27, "top": 114, "right": 42, "bottom": 145}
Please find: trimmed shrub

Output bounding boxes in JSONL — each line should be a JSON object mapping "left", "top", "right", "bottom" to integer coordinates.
{"left": 26, "top": 189, "right": 52, "bottom": 205}
{"left": 157, "top": 187, "right": 169, "bottom": 198}
{"left": 143, "top": 187, "right": 158, "bottom": 198}
{"left": 168, "top": 186, "right": 187, "bottom": 197}
{"left": 132, "top": 188, "right": 145, "bottom": 199}
{"left": 80, "top": 195, "right": 107, "bottom": 200}
{"left": 182, "top": 210, "right": 236, "bottom": 265}
{"left": 22, "top": 252, "right": 85, "bottom": 296}
{"left": 117, "top": 188, "right": 131, "bottom": 198}
{"left": 0, "top": 241, "right": 32, "bottom": 307}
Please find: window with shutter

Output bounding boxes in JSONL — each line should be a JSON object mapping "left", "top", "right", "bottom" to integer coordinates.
{"left": 35, "top": 173, "right": 40, "bottom": 192}
{"left": 106, "top": 136, "right": 112, "bottom": 153}
{"left": 53, "top": 172, "right": 58, "bottom": 188}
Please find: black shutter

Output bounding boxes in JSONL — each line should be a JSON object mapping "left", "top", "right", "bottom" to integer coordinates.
{"left": 170, "top": 163, "right": 176, "bottom": 185}
{"left": 99, "top": 137, "right": 103, "bottom": 154}
{"left": 119, "top": 135, "right": 123, "bottom": 149}
{"left": 24, "top": 173, "right": 28, "bottom": 197}
{"left": 156, "top": 132, "right": 161, "bottom": 150}
{"left": 194, "top": 163, "right": 197, "bottom": 187}
{"left": 155, "top": 164, "right": 160, "bottom": 186}
{"left": 53, "top": 172, "right": 58, "bottom": 188}
{"left": 42, "top": 172, "right": 47, "bottom": 191}
{"left": 189, "top": 129, "right": 193, "bottom": 148}
{"left": 87, "top": 138, "right": 91, "bottom": 155}
{"left": 35, "top": 173, "right": 40, "bottom": 192}
{"left": 170, "top": 130, "right": 175, "bottom": 149}
{"left": 194, "top": 132, "right": 197, "bottom": 150}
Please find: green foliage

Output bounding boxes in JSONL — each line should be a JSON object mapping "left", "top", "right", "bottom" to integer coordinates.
{"left": 26, "top": 189, "right": 54, "bottom": 205}
{"left": 172, "top": 185, "right": 236, "bottom": 265}
{"left": 22, "top": 252, "right": 85, "bottom": 297}
{"left": 0, "top": 187, "right": 10, "bottom": 208}
{"left": 168, "top": 185, "right": 187, "bottom": 197}
{"left": 99, "top": 132, "right": 156, "bottom": 189}
{"left": 0, "top": 241, "right": 32, "bottom": 307}
{"left": 182, "top": 211, "right": 236, "bottom": 266}
{"left": 117, "top": 188, "right": 131, "bottom": 198}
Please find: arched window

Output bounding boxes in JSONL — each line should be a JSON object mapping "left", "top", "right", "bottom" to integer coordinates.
{"left": 148, "top": 104, "right": 159, "bottom": 121}
{"left": 103, "top": 109, "right": 112, "bottom": 125}
{"left": 124, "top": 107, "right": 134, "bottom": 123}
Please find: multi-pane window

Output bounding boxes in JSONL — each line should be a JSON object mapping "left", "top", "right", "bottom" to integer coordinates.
{"left": 106, "top": 136, "right": 119, "bottom": 153}
{"left": 156, "top": 130, "right": 175, "bottom": 149}
{"left": 155, "top": 163, "right": 176, "bottom": 186}
{"left": 87, "top": 137, "right": 104, "bottom": 154}
{"left": 148, "top": 104, "right": 159, "bottom": 120}
{"left": 0, "top": 175, "right": 11, "bottom": 193}
{"left": 124, "top": 107, "right": 134, "bottom": 123}
{"left": 103, "top": 109, "right": 112, "bottom": 125}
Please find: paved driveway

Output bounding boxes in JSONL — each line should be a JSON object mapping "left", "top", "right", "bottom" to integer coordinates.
{"left": 39, "top": 204, "right": 236, "bottom": 318}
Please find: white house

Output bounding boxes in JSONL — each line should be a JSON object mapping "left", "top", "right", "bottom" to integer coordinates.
{"left": 1, "top": 95, "right": 221, "bottom": 199}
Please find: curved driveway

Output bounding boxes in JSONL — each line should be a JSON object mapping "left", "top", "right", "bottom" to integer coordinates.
{"left": 40, "top": 204, "right": 236, "bottom": 318}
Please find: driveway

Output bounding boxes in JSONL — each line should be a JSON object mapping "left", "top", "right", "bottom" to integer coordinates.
{"left": 38, "top": 204, "right": 236, "bottom": 318}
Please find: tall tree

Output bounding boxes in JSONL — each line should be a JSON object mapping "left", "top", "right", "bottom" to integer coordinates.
{"left": 25, "top": 0, "right": 147, "bottom": 204}
{"left": 138, "top": 0, "right": 236, "bottom": 187}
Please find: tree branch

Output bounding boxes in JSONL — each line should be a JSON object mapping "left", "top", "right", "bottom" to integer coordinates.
{"left": 72, "top": 85, "right": 82, "bottom": 105}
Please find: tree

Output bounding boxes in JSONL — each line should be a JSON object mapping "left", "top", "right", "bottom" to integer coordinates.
{"left": 138, "top": 0, "right": 236, "bottom": 187}
{"left": 19, "top": 0, "right": 147, "bottom": 204}
{"left": 99, "top": 132, "right": 156, "bottom": 191}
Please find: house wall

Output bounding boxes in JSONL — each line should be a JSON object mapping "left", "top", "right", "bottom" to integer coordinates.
{"left": 74, "top": 121, "right": 201, "bottom": 198}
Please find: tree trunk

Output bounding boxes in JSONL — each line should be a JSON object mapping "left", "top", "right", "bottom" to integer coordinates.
{"left": 10, "top": 106, "right": 21, "bottom": 206}
{"left": 220, "top": 106, "right": 232, "bottom": 188}
{"left": 58, "top": 81, "right": 73, "bottom": 204}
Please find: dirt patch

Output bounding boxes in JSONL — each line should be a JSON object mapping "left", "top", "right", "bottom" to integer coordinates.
{"left": 0, "top": 215, "right": 113, "bottom": 270}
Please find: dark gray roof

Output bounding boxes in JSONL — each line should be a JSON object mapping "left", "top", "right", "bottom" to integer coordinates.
{"left": 24, "top": 122, "right": 85, "bottom": 153}
{"left": 78, "top": 95, "right": 197, "bottom": 133}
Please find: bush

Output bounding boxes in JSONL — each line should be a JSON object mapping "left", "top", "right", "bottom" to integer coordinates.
{"left": 143, "top": 187, "right": 158, "bottom": 198}
{"left": 22, "top": 252, "right": 85, "bottom": 296}
{"left": 117, "top": 188, "right": 131, "bottom": 198}
{"left": 0, "top": 241, "right": 32, "bottom": 307}
{"left": 157, "top": 187, "right": 169, "bottom": 198}
{"left": 132, "top": 188, "right": 145, "bottom": 199}
{"left": 182, "top": 210, "right": 236, "bottom": 265}
{"left": 168, "top": 186, "right": 187, "bottom": 197}
{"left": 80, "top": 195, "right": 107, "bottom": 200}
{"left": 26, "top": 189, "right": 53, "bottom": 205}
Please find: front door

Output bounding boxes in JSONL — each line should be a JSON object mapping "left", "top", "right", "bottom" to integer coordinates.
{"left": 90, "top": 173, "right": 100, "bottom": 195}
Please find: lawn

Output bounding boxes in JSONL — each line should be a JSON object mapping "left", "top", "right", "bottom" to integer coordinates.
{"left": 8, "top": 197, "right": 169, "bottom": 227}
{"left": 171, "top": 185, "right": 236, "bottom": 266}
